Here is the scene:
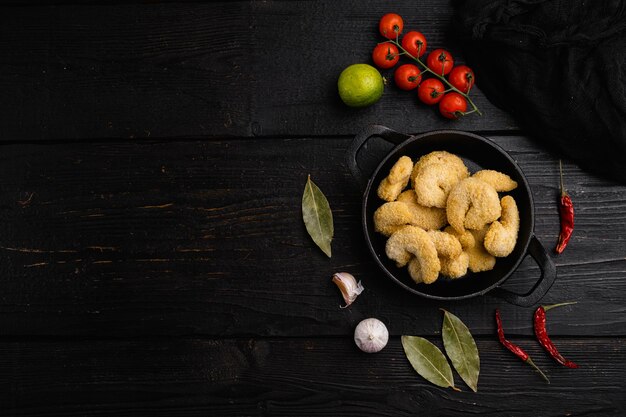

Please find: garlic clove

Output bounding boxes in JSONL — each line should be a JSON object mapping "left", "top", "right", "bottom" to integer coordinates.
{"left": 332, "top": 272, "right": 364, "bottom": 308}
{"left": 354, "top": 318, "right": 389, "bottom": 353}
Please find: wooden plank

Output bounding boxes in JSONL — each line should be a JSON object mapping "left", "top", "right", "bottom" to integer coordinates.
{"left": 0, "top": 135, "right": 624, "bottom": 337}
{"left": 0, "top": 1, "right": 517, "bottom": 141}
{"left": 0, "top": 337, "right": 623, "bottom": 416}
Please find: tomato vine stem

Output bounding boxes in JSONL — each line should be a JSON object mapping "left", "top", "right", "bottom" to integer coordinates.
{"left": 383, "top": 40, "right": 482, "bottom": 116}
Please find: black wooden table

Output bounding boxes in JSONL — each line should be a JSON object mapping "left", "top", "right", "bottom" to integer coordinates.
{"left": 1, "top": 2, "right": 625, "bottom": 416}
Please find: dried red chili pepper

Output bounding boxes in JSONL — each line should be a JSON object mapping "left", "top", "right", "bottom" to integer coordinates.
{"left": 495, "top": 309, "right": 549, "bottom": 383}
{"left": 555, "top": 160, "right": 574, "bottom": 254}
{"left": 534, "top": 302, "right": 579, "bottom": 368}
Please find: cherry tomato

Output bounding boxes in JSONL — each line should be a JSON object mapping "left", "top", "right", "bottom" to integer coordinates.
{"left": 379, "top": 13, "right": 404, "bottom": 40}
{"left": 401, "top": 31, "right": 427, "bottom": 58}
{"left": 394, "top": 64, "right": 422, "bottom": 91}
{"left": 448, "top": 65, "right": 475, "bottom": 94}
{"left": 417, "top": 78, "right": 445, "bottom": 105}
{"left": 426, "top": 49, "right": 454, "bottom": 76}
{"left": 439, "top": 92, "right": 467, "bottom": 119}
{"left": 372, "top": 43, "right": 399, "bottom": 69}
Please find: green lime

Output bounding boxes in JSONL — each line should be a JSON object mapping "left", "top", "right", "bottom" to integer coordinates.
{"left": 338, "top": 64, "right": 384, "bottom": 108}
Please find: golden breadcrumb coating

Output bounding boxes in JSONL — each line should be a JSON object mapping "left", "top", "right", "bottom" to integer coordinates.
{"left": 427, "top": 230, "right": 463, "bottom": 259}
{"left": 386, "top": 225, "right": 440, "bottom": 283}
{"left": 467, "top": 226, "right": 496, "bottom": 273}
{"left": 397, "top": 190, "right": 447, "bottom": 230}
{"left": 373, "top": 150, "right": 521, "bottom": 283}
{"left": 377, "top": 156, "right": 413, "bottom": 202}
{"left": 408, "top": 257, "right": 441, "bottom": 285}
{"left": 473, "top": 169, "right": 518, "bottom": 192}
{"left": 411, "top": 151, "right": 469, "bottom": 208}
{"left": 484, "top": 196, "right": 520, "bottom": 257}
{"left": 440, "top": 252, "right": 470, "bottom": 279}
{"left": 446, "top": 177, "right": 501, "bottom": 233}
{"left": 443, "top": 225, "right": 475, "bottom": 250}
{"left": 373, "top": 202, "right": 413, "bottom": 237}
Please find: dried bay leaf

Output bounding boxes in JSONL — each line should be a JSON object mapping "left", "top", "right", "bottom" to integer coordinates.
{"left": 401, "top": 335, "right": 458, "bottom": 390}
{"left": 442, "top": 309, "right": 480, "bottom": 392}
{"left": 302, "top": 175, "right": 333, "bottom": 257}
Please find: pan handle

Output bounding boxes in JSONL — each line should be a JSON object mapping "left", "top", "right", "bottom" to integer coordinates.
{"left": 346, "top": 124, "right": 411, "bottom": 189}
{"left": 489, "top": 235, "right": 557, "bottom": 307}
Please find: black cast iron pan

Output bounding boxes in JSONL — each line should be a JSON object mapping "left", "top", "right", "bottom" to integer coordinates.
{"left": 347, "top": 125, "right": 556, "bottom": 307}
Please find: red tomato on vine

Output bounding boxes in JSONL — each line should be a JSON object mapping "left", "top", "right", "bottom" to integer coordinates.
{"left": 401, "top": 31, "right": 427, "bottom": 58}
{"left": 426, "top": 49, "right": 454, "bottom": 76}
{"left": 417, "top": 78, "right": 445, "bottom": 105}
{"left": 379, "top": 13, "right": 404, "bottom": 39}
{"left": 448, "top": 65, "right": 475, "bottom": 94}
{"left": 394, "top": 64, "right": 422, "bottom": 91}
{"left": 439, "top": 92, "right": 467, "bottom": 119}
{"left": 372, "top": 43, "right": 400, "bottom": 69}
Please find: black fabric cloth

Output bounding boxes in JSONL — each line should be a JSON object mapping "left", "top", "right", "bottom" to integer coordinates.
{"left": 454, "top": 0, "right": 626, "bottom": 183}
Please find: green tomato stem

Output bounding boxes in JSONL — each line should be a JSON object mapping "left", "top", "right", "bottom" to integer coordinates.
{"left": 383, "top": 40, "right": 483, "bottom": 116}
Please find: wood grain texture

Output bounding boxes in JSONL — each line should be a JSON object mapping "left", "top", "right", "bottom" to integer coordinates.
{"left": 0, "top": 1, "right": 517, "bottom": 141}
{"left": 1, "top": 2, "right": 621, "bottom": 415}
{"left": 0, "top": 337, "right": 623, "bottom": 417}
{"left": 0, "top": 134, "right": 624, "bottom": 337}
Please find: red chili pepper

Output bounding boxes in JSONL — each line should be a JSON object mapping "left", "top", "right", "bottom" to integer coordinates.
{"left": 555, "top": 160, "right": 574, "bottom": 254}
{"left": 495, "top": 309, "right": 549, "bottom": 383}
{"left": 534, "top": 302, "right": 579, "bottom": 368}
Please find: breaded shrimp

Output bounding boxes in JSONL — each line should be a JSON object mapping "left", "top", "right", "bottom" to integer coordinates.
{"left": 484, "top": 196, "right": 520, "bottom": 257}
{"left": 373, "top": 202, "right": 413, "bottom": 237}
{"left": 407, "top": 256, "right": 441, "bottom": 284}
{"left": 440, "top": 252, "right": 470, "bottom": 279}
{"left": 410, "top": 151, "right": 469, "bottom": 187}
{"left": 386, "top": 225, "right": 440, "bottom": 283}
{"left": 473, "top": 170, "right": 518, "bottom": 192}
{"left": 377, "top": 156, "right": 413, "bottom": 202}
{"left": 397, "top": 190, "right": 447, "bottom": 230}
{"left": 444, "top": 225, "right": 475, "bottom": 250}
{"left": 411, "top": 151, "right": 469, "bottom": 208}
{"left": 446, "top": 177, "right": 501, "bottom": 232}
{"left": 427, "top": 230, "right": 462, "bottom": 259}
{"left": 467, "top": 226, "right": 496, "bottom": 273}
{"left": 407, "top": 258, "right": 424, "bottom": 283}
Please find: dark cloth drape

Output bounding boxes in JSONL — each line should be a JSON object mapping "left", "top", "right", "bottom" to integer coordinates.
{"left": 454, "top": 0, "right": 626, "bottom": 183}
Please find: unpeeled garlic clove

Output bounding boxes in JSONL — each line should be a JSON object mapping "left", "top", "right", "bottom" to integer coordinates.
{"left": 332, "top": 272, "right": 364, "bottom": 308}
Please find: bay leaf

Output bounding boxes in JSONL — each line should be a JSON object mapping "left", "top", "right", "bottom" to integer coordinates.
{"left": 441, "top": 309, "right": 480, "bottom": 392}
{"left": 401, "top": 335, "right": 457, "bottom": 390}
{"left": 302, "top": 175, "right": 333, "bottom": 257}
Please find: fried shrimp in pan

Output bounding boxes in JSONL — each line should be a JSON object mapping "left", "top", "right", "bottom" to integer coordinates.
{"left": 413, "top": 164, "right": 459, "bottom": 208}
{"left": 377, "top": 156, "right": 413, "bottom": 202}
{"left": 396, "top": 190, "right": 447, "bottom": 230}
{"left": 411, "top": 151, "right": 469, "bottom": 208}
{"left": 443, "top": 225, "right": 475, "bottom": 250}
{"left": 385, "top": 225, "right": 440, "bottom": 283}
{"left": 473, "top": 170, "right": 518, "bottom": 192}
{"left": 410, "top": 151, "right": 469, "bottom": 187}
{"left": 440, "top": 252, "right": 470, "bottom": 279}
{"left": 427, "top": 230, "right": 462, "bottom": 259}
{"left": 407, "top": 258, "right": 424, "bottom": 283}
{"left": 446, "top": 177, "right": 501, "bottom": 233}
{"left": 467, "top": 226, "right": 496, "bottom": 273}
{"left": 407, "top": 256, "right": 441, "bottom": 284}
{"left": 373, "top": 202, "right": 413, "bottom": 237}
{"left": 484, "top": 195, "right": 520, "bottom": 257}
{"left": 431, "top": 228, "right": 467, "bottom": 279}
